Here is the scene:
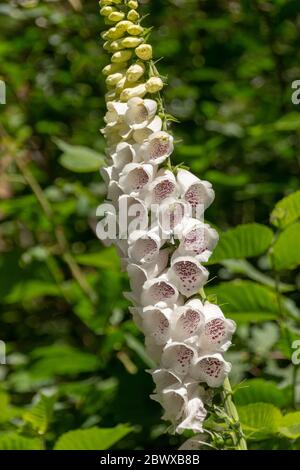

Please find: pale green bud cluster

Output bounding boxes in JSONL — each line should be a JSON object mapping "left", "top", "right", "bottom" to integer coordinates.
{"left": 99, "top": 0, "right": 164, "bottom": 102}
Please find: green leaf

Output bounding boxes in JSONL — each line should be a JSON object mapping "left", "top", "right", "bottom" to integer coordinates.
{"left": 272, "top": 222, "right": 300, "bottom": 270}
{"left": 206, "top": 280, "right": 281, "bottom": 323}
{"left": 75, "top": 248, "right": 120, "bottom": 270}
{"left": 274, "top": 112, "right": 300, "bottom": 132}
{"left": 208, "top": 223, "right": 273, "bottom": 264}
{"left": 234, "top": 379, "right": 291, "bottom": 408}
{"left": 54, "top": 425, "right": 131, "bottom": 450}
{"left": 279, "top": 412, "right": 300, "bottom": 439}
{"left": 270, "top": 190, "right": 300, "bottom": 228}
{"left": 29, "top": 344, "right": 99, "bottom": 378}
{"left": 23, "top": 394, "right": 56, "bottom": 434}
{"left": 55, "top": 138, "right": 105, "bottom": 173}
{"left": 238, "top": 403, "right": 282, "bottom": 440}
{"left": 222, "top": 259, "right": 294, "bottom": 293}
{"left": 0, "top": 433, "right": 44, "bottom": 450}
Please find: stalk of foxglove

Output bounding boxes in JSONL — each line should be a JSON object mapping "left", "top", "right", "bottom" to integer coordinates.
{"left": 98, "top": 0, "right": 236, "bottom": 446}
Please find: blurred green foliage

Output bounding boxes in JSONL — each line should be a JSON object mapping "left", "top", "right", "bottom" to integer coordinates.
{"left": 0, "top": 0, "right": 300, "bottom": 450}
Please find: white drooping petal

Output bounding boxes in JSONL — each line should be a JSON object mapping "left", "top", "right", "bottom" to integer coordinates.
{"left": 144, "top": 169, "right": 177, "bottom": 206}
{"left": 178, "top": 220, "right": 219, "bottom": 262}
{"left": 156, "top": 198, "right": 190, "bottom": 237}
{"left": 145, "top": 336, "right": 164, "bottom": 363}
{"left": 104, "top": 100, "right": 128, "bottom": 127}
{"left": 110, "top": 141, "right": 135, "bottom": 170}
{"left": 176, "top": 396, "right": 207, "bottom": 434}
{"left": 179, "top": 434, "right": 208, "bottom": 450}
{"left": 128, "top": 228, "right": 162, "bottom": 263}
{"left": 168, "top": 255, "right": 209, "bottom": 297}
{"left": 133, "top": 115, "right": 162, "bottom": 144}
{"left": 141, "top": 306, "right": 173, "bottom": 345}
{"left": 127, "top": 263, "right": 148, "bottom": 296}
{"left": 118, "top": 194, "right": 148, "bottom": 237}
{"left": 161, "top": 342, "right": 196, "bottom": 376}
{"left": 152, "top": 384, "right": 188, "bottom": 424}
{"left": 177, "top": 169, "right": 215, "bottom": 211}
{"left": 141, "top": 275, "right": 179, "bottom": 308}
{"left": 190, "top": 353, "right": 232, "bottom": 387}
{"left": 100, "top": 165, "right": 119, "bottom": 186}
{"left": 151, "top": 369, "right": 181, "bottom": 393}
{"left": 129, "top": 306, "right": 144, "bottom": 330}
{"left": 107, "top": 180, "right": 123, "bottom": 204}
{"left": 199, "top": 302, "right": 236, "bottom": 352}
{"left": 124, "top": 97, "right": 157, "bottom": 129}
{"left": 137, "top": 131, "right": 174, "bottom": 165}
{"left": 119, "top": 163, "right": 155, "bottom": 194}
{"left": 172, "top": 303, "right": 204, "bottom": 342}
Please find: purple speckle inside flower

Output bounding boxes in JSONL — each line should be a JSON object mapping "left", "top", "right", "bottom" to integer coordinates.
{"left": 176, "top": 345, "right": 194, "bottom": 373}
{"left": 154, "top": 180, "right": 175, "bottom": 203}
{"left": 135, "top": 237, "right": 158, "bottom": 262}
{"left": 184, "top": 228, "right": 205, "bottom": 254}
{"left": 205, "top": 318, "right": 225, "bottom": 343}
{"left": 199, "top": 357, "right": 222, "bottom": 378}
{"left": 178, "top": 309, "right": 201, "bottom": 336}
{"left": 173, "top": 260, "right": 200, "bottom": 293}
{"left": 149, "top": 138, "right": 170, "bottom": 160}
{"left": 185, "top": 183, "right": 204, "bottom": 208}
{"left": 128, "top": 168, "right": 149, "bottom": 190}
{"left": 150, "top": 281, "right": 175, "bottom": 302}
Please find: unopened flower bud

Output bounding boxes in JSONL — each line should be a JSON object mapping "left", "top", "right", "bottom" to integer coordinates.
{"left": 100, "top": 6, "right": 114, "bottom": 16}
{"left": 126, "top": 62, "right": 145, "bottom": 82}
{"left": 127, "top": 24, "right": 144, "bottom": 36}
{"left": 135, "top": 44, "right": 152, "bottom": 61}
{"left": 106, "top": 27, "right": 124, "bottom": 39}
{"left": 109, "top": 39, "right": 125, "bottom": 51}
{"left": 105, "top": 90, "right": 116, "bottom": 102}
{"left": 115, "top": 20, "right": 133, "bottom": 33}
{"left": 146, "top": 77, "right": 164, "bottom": 93}
{"left": 102, "top": 62, "right": 126, "bottom": 76}
{"left": 99, "top": 0, "right": 113, "bottom": 5}
{"left": 127, "top": 0, "right": 138, "bottom": 8}
{"left": 120, "top": 84, "right": 147, "bottom": 101}
{"left": 121, "top": 36, "right": 144, "bottom": 48}
{"left": 111, "top": 49, "right": 133, "bottom": 63}
{"left": 106, "top": 72, "right": 125, "bottom": 87}
{"left": 108, "top": 11, "right": 125, "bottom": 22}
{"left": 127, "top": 9, "right": 140, "bottom": 22}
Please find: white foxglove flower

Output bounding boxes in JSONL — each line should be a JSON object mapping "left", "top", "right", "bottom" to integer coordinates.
{"left": 190, "top": 353, "right": 232, "bottom": 387}
{"left": 144, "top": 169, "right": 178, "bottom": 206}
{"left": 133, "top": 115, "right": 162, "bottom": 144}
{"left": 177, "top": 168, "right": 215, "bottom": 211}
{"left": 141, "top": 306, "right": 173, "bottom": 344}
{"left": 104, "top": 100, "right": 128, "bottom": 127}
{"left": 141, "top": 275, "right": 180, "bottom": 308}
{"left": 161, "top": 342, "right": 196, "bottom": 376}
{"left": 109, "top": 141, "right": 135, "bottom": 170}
{"left": 99, "top": 4, "right": 236, "bottom": 441}
{"left": 124, "top": 97, "right": 157, "bottom": 129}
{"left": 136, "top": 131, "right": 174, "bottom": 165}
{"left": 119, "top": 162, "right": 155, "bottom": 195}
{"left": 128, "top": 228, "right": 162, "bottom": 263}
{"left": 177, "top": 219, "right": 219, "bottom": 262}
{"left": 168, "top": 255, "right": 209, "bottom": 297}
{"left": 176, "top": 396, "right": 207, "bottom": 434}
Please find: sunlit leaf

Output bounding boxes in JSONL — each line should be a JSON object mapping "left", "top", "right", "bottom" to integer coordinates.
{"left": 270, "top": 190, "right": 300, "bottom": 228}
{"left": 54, "top": 425, "right": 131, "bottom": 450}
{"left": 208, "top": 224, "right": 273, "bottom": 264}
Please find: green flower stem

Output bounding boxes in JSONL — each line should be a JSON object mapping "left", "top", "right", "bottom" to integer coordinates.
{"left": 222, "top": 377, "right": 248, "bottom": 450}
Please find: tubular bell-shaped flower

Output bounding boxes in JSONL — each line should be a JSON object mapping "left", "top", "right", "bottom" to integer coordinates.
{"left": 98, "top": 0, "right": 236, "bottom": 445}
